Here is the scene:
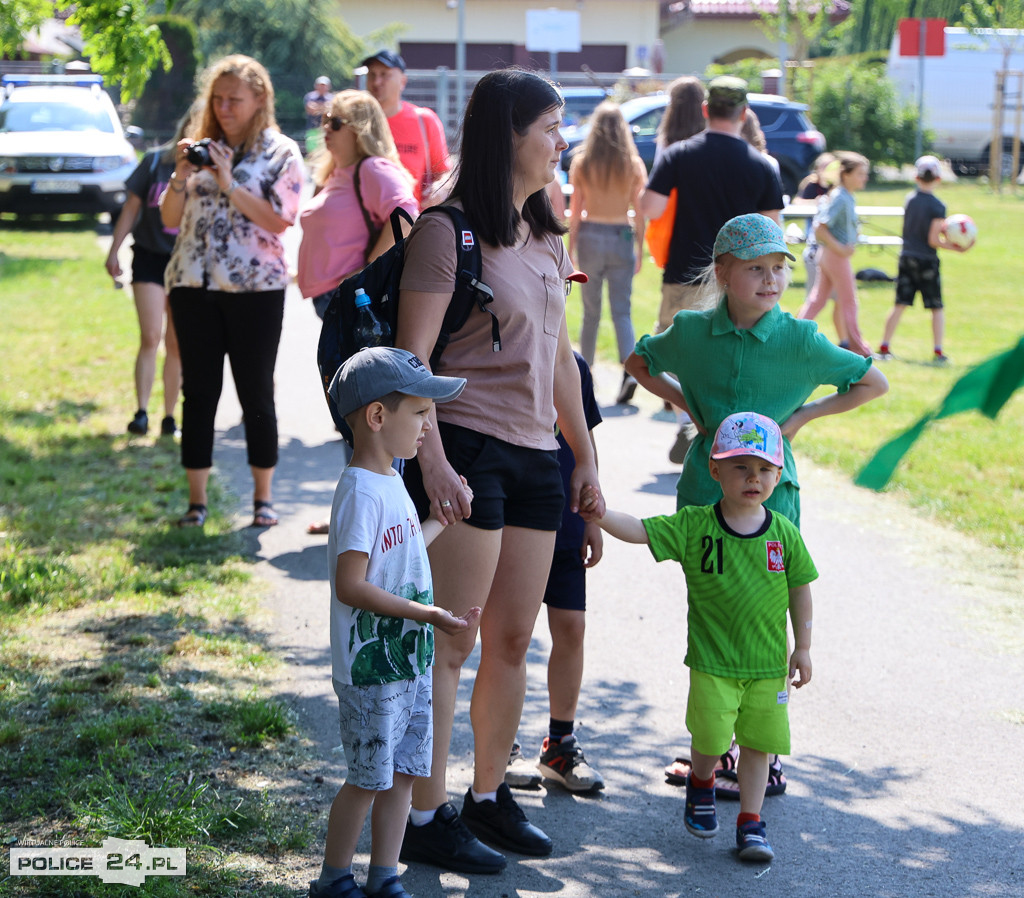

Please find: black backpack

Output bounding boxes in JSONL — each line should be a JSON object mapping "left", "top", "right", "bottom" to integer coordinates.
{"left": 317, "top": 204, "right": 498, "bottom": 441}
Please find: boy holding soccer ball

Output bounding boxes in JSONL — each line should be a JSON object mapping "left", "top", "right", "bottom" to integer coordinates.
{"left": 878, "top": 155, "right": 973, "bottom": 364}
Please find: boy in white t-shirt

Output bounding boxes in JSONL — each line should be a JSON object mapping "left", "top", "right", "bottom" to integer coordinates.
{"left": 311, "top": 347, "right": 481, "bottom": 898}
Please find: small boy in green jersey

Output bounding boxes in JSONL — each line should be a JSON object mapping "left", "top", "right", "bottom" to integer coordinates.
{"left": 580, "top": 412, "right": 816, "bottom": 863}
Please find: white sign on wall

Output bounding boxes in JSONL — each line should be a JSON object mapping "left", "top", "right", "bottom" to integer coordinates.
{"left": 525, "top": 9, "right": 581, "bottom": 54}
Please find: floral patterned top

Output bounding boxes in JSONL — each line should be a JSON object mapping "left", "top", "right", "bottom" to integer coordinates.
{"left": 164, "top": 129, "right": 303, "bottom": 293}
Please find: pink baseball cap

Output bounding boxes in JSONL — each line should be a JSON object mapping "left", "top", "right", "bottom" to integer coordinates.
{"left": 711, "top": 412, "right": 784, "bottom": 467}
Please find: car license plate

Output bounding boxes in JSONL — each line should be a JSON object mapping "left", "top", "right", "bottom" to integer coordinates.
{"left": 31, "top": 179, "right": 82, "bottom": 194}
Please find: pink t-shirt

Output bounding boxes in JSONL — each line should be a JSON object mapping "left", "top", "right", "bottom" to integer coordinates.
{"left": 297, "top": 156, "right": 417, "bottom": 299}
{"left": 388, "top": 103, "right": 450, "bottom": 210}
{"left": 400, "top": 208, "right": 572, "bottom": 450}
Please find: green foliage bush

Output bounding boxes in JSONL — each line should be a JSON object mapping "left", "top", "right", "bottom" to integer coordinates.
{"left": 808, "top": 60, "right": 922, "bottom": 168}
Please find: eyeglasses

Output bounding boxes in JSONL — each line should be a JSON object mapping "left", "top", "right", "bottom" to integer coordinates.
{"left": 322, "top": 114, "right": 349, "bottom": 131}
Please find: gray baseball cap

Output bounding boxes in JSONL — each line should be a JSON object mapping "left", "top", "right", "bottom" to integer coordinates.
{"left": 328, "top": 347, "right": 466, "bottom": 418}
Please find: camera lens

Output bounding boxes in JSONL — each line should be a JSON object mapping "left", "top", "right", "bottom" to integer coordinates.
{"left": 185, "top": 139, "right": 212, "bottom": 167}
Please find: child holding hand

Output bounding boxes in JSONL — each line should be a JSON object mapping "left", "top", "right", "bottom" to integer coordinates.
{"left": 796, "top": 151, "right": 873, "bottom": 356}
{"left": 623, "top": 213, "right": 887, "bottom": 796}
{"left": 312, "top": 347, "right": 482, "bottom": 898}
{"left": 580, "top": 413, "right": 815, "bottom": 863}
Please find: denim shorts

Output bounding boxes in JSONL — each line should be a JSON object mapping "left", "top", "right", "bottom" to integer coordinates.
{"left": 333, "top": 670, "right": 433, "bottom": 790}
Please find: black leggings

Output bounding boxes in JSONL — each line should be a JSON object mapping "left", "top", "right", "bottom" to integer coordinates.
{"left": 169, "top": 287, "right": 284, "bottom": 470}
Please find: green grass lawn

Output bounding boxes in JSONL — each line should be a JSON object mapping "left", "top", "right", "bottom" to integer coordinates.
{"left": 1, "top": 219, "right": 316, "bottom": 896}
{"left": 566, "top": 180, "right": 1024, "bottom": 554}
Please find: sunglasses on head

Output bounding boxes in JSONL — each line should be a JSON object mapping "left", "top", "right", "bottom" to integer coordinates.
{"left": 322, "top": 114, "right": 349, "bottom": 131}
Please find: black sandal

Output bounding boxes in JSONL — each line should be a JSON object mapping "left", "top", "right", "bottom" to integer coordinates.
{"left": 177, "top": 503, "right": 207, "bottom": 527}
{"left": 252, "top": 500, "right": 278, "bottom": 527}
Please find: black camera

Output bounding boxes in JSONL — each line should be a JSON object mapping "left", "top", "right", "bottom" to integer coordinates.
{"left": 185, "top": 138, "right": 213, "bottom": 167}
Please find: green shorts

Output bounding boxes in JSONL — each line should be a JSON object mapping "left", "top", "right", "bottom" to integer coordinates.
{"left": 686, "top": 669, "right": 791, "bottom": 756}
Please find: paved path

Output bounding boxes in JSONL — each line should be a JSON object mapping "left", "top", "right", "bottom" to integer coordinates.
{"left": 205, "top": 285, "right": 1023, "bottom": 897}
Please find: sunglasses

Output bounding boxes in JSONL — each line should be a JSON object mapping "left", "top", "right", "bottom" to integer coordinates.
{"left": 322, "top": 114, "right": 349, "bottom": 131}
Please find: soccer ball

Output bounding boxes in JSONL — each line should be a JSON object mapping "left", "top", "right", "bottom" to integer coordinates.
{"left": 944, "top": 214, "right": 977, "bottom": 249}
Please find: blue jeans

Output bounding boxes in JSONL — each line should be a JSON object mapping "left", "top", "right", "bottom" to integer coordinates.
{"left": 575, "top": 221, "right": 636, "bottom": 364}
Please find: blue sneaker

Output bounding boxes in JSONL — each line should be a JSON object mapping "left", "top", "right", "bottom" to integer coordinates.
{"left": 366, "top": 876, "right": 410, "bottom": 897}
{"left": 309, "top": 873, "right": 366, "bottom": 898}
{"left": 684, "top": 774, "right": 718, "bottom": 837}
{"left": 736, "top": 819, "right": 775, "bottom": 862}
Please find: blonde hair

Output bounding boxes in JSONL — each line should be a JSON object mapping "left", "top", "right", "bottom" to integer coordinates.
{"left": 194, "top": 55, "right": 278, "bottom": 153}
{"left": 828, "top": 150, "right": 869, "bottom": 188}
{"left": 691, "top": 252, "right": 793, "bottom": 310}
{"left": 574, "top": 101, "right": 641, "bottom": 188}
{"left": 312, "top": 90, "right": 412, "bottom": 187}
{"left": 161, "top": 98, "right": 204, "bottom": 164}
{"left": 740, "top": 108, "right": 766, "bottom": 153}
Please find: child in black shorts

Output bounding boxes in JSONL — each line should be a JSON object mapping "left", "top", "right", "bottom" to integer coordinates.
{"left": 505, "top": 351, "right": 606, "bottom": 793}
{"left": 878, "top": 155, "right": 971, "bottom": 363}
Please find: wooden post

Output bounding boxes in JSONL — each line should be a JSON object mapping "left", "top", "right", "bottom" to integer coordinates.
{"left": 991, "top": 70, "right": 1005, "bottom": 191}
{"left": 1011, "top": 71, "right": 1023, "bottom": 191}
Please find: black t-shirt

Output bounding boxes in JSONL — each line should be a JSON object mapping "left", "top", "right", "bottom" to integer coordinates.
{"left": 648, "top": 131, "right": 784, "bottom": 284}
{"left": 901, "top": 189, "right": 946, "bottom": 260}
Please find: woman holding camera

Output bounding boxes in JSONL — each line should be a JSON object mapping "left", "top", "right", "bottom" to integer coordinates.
{"left": 160, "top": 55, "right": 303, "bottom": 528}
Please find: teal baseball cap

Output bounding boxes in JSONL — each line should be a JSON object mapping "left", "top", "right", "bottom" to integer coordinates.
{"left": 713, "top": 214, "right": 795, "bottom": 261}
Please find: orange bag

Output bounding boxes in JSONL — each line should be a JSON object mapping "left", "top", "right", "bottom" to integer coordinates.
{"left": 644, "top": 188, "right": 677, "bottom": 269}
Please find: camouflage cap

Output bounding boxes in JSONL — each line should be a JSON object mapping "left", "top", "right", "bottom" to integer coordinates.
{"left": 707, "top": 75, "right": 748, "bottom": 107}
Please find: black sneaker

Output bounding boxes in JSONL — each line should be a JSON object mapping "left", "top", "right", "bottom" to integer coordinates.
{"left": 460, "top": 783, "right": 553, "bottom": 856}
{"left": 400, "top": 801, "right": 506, "bottom": 874}
{"left": 160, "top": 415, "right": 179, "bottom": 437}
{"left": 127, "top": 410, "right": 148, "bottom": 435}
{"left": 616, "top": 370, "right": 638, "bottom": 404}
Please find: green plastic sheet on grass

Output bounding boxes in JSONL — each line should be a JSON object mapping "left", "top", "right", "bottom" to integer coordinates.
{"left": 855, "top": 336, "right": 1024, "bottom": 491}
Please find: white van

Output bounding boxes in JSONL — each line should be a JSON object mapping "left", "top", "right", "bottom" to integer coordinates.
{"left": 888, "top": 27, "right": 1024, "bottom": 175}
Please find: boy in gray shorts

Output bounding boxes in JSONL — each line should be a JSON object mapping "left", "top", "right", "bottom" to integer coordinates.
{"left": 311, "top": 347, "right": 481, "bottom": 898}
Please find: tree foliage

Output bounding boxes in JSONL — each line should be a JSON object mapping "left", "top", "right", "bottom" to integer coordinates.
{"left": 0, "top": 0, "right": 51, "bottom": 60}
{"left": 176, "top": 0, "right": 363, "bottom": 84}
{"left": 757, "top": 0, "right": 852, "bottom": 65}
{"left": 57, "top": 0, "right": 171, "bottom": 101}
{"left": 809, "top": 59, "right": 921, "bottom": 168}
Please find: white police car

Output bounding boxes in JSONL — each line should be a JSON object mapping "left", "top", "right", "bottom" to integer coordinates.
{"left": 0, "top": 74, "right": 140, "bottom": 218}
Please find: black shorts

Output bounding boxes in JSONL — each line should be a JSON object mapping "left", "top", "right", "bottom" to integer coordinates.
{"left": 404, "top": 422, "right": 563, "bottom": 531}
{"left": 131, "top": 245, "right": 171, "bottom": 286}
{"left": 543, "top": 548, "right": 586, "bottom": 611}
{"left": 895, "top": 255, "right": 942, "bottom": 309}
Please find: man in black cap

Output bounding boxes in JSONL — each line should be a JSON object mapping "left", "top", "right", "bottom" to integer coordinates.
{"left": 362, "top": 49, "right": 451, "bottom": 211}
{"left": 639, "top": 75, "right": 784, "bottom": 463}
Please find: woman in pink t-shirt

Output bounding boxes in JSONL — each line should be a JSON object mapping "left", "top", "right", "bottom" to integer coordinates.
{"left": 297, "top": 90, "right": 417, "bottom": 319}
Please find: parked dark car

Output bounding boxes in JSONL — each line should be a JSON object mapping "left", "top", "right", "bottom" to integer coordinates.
{"left": 560, "top": 92, "right": 826, "bottom": 197}
{"left": 559, "top": 86, "right": 611, "bottom": 128}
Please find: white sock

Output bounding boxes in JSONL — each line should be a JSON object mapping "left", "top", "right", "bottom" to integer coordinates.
{"left": 408, "top": 806, "right": 437, "bottom": 827}
{"left": 470, "top": 787, "right": 498, "bottom": 804}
